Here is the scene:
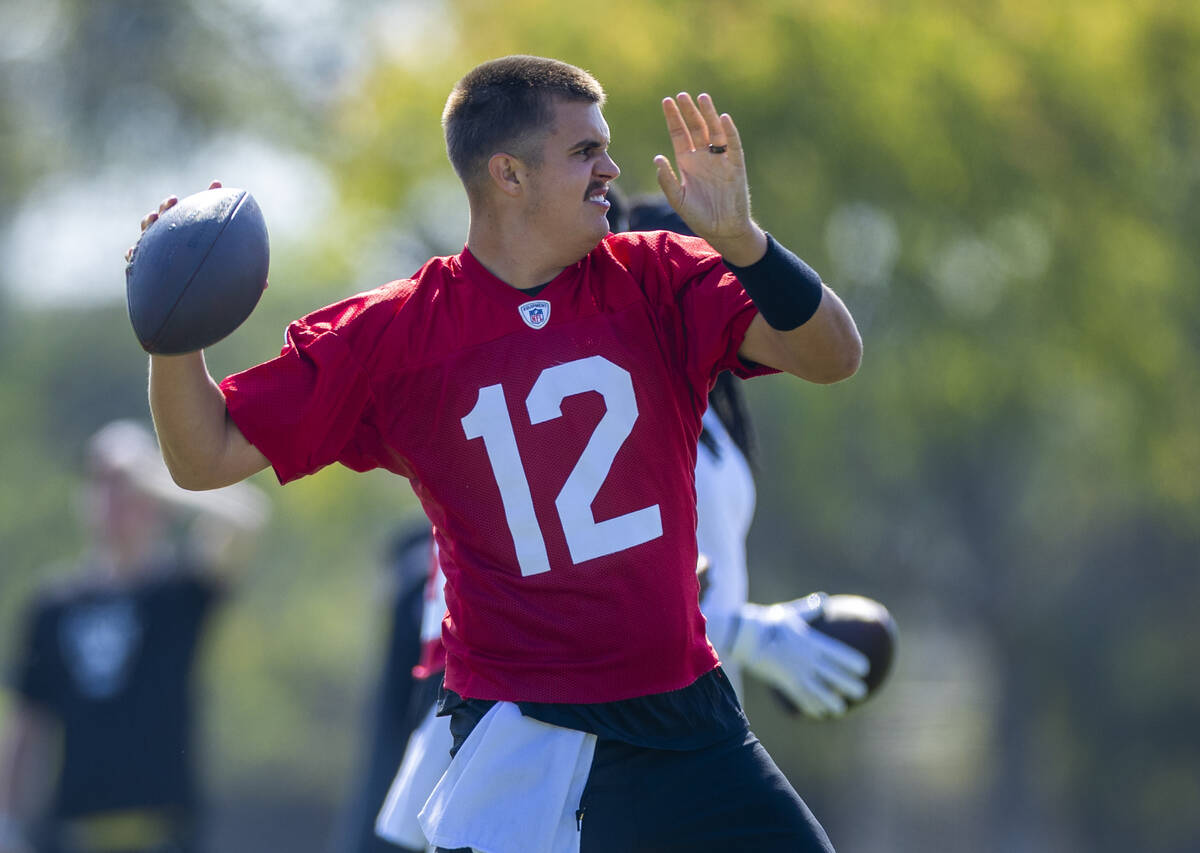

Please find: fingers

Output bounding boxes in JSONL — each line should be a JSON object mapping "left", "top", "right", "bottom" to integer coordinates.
{"left": 127, "top": 181, "right": 220, "bottom": 262}
{"left": 785, "top": 593, "right": 827, "bottom": 622}
{"left": 137, "top": 181, "right": 220, "bottom": 234}
{"left": 817, "top": 660, "right": 869, "bottom": 703}
{"left": 653, "top": 154, "right": 682, "bottom": 206}
{"left": 663, "top": 92, "right": 732, "bottom": 152}
{"left": 695, "top": 93, "right": 726, "bottom": 149}
{"left": 139, "top": 195, "right": 177, "bottom": 232}
{"left": 807, "top": 631, "right": 870, "bottom": 701}
{"left": 794, "top": 592, "right": 828, "bottom": 622}
{"left": 660, "top": 96, "right": 693, "bottom": 154}
{"left": 653, "top": 93, "right": 739, "bottom": 214}
{"left": 128, "top": 194, "right": 177, "bottom": 262}
{"left": 782, "top": 676, "right": 847, "bottom": 719}
{"left": 786, "top": 658, "right": 865, "bottom": 718}
{"left": 808, "top": 680, "right": 849, "bottom": 717}
{"left": 766, "top": 612, "right": 870, "bottom": 715}
{"left": 676, "top": 93, "right": 710, "bottom": 149}
{"left": 810, "top": 631, "right": 871, "bottom": 677}
{"left": 720, "top": 112, "right": 745, "bottom": 167}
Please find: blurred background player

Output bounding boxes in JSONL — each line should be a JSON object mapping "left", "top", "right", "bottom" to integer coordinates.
{"left": 332, "top": 521, "right": 438, "bottom": 853}
{"left": 367, "top": 537, "right": 451, "bottom": 852}
{"left": 358, "top": 188, "right": 872, "bottom": 852}
{"left": 0, "top": 420, "right": 268, "bottom": 853}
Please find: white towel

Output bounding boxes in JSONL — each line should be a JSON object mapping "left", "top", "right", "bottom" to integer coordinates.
{"left": 418, "top": 701, "right": 597, "bottom": 853}
{"left": 375, "top": 702, "right": 455, "bottom": 848}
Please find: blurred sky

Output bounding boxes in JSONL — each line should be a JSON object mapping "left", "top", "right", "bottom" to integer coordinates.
{"left": 3, "top": 143, "right": 335, "bottom": 306}
{"left": 0, "top": 0, "right": 453, "bottom": 308}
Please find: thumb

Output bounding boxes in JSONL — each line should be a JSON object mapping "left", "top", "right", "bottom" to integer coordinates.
{"left": 653, "top": 155, "right": 683, "bottom": 208}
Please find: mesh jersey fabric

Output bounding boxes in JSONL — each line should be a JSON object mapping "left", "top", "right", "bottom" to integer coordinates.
{"left": 221, "top": 230, "right": 775, "bottom": 703}
{"left": 416, "top": 408, "right": 758, "bottom": 689}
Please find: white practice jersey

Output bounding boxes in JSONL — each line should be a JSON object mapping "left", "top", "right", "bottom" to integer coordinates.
{"left": 694, "top": 407, "right": 757, "bottom": 695}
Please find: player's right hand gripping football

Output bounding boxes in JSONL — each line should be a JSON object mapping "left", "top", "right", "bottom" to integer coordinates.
{"left": 124, "top": 180, "right": 222, "bottom": 263}
{"left": 730, "top": 596, "right": 870, "bottom": 718}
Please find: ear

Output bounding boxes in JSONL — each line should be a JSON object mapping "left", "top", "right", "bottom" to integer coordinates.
{"left": 487, "top": 153, "right": 525, "bottom": 198}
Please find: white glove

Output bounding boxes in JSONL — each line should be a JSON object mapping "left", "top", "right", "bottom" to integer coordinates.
{"left": 729, "top": 594, "right": 870, "bottom": 718}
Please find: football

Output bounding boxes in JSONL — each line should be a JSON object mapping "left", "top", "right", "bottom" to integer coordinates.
{"left": 809, "top": 594, "right": 898, "bottom": 699}
{"left": 125, "top": 187, "right": 269, "bottom": 354}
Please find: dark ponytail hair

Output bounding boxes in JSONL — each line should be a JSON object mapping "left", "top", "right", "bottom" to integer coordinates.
{"left": 700, "top": 372, "right": 756, "bottom": 469}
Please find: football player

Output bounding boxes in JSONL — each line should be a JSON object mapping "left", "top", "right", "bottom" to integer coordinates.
{"left": 0, "top": 421, "right": 266, "bottom": 853}
{"left": 362, "top": 193, "right": 870, "bottom": 853}
{"left": 136, "top": 56, "right": 862, "bottom": 852}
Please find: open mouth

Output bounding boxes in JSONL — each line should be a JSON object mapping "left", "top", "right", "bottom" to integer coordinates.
{"left": 586, "top": 185, "right": 610, "bottom": 206}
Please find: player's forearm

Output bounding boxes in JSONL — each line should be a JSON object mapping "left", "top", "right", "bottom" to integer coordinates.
{"left": 148, "top": 352, "right": 255, "bottom": 489}
{"left": 730, "top": 234, "right": 862, "bottom": 383}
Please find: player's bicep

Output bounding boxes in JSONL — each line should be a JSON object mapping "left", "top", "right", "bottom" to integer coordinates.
{"left": 737, "top": 293, "right": 862, "bottom": 383}
{"left": 736, "top": 313, "right": 789, "bottom": 371}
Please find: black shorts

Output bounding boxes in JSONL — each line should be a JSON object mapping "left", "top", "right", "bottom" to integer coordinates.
{"left": 576, "top": 727, "right": 833, "bottom": 853}
{"left": 435, "top": 671, "right": 833, "bottom": 853}
{"left": 436, "top": 726, "right": 833, "bottom": 853}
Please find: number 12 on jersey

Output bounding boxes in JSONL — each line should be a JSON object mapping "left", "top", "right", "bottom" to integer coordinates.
{"left": 461, "top": 355, "right": 663, "bottom": 576}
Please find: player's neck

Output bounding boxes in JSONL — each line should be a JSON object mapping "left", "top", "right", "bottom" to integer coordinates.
{"left": 466, "top": 228, "right": 568, "bottom": 292}
{"left": 466, "top": 199, "right": 598, "bottom": 290}
{"left": 94, "top": 529, "right": 164, "bottom": 577}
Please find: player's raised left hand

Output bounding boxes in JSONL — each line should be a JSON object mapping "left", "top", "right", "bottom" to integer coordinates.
{"left": 653, "top": 93, "right": 766, "bottom": 266}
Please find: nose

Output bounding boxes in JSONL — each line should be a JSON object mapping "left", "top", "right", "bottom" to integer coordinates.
{"left": 597, "top": 150, "right": 620, "bottom": 180}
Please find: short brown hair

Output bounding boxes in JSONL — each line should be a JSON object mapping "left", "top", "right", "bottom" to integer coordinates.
{"left": 443, "top": 55, "right": 606, "bottom": 189}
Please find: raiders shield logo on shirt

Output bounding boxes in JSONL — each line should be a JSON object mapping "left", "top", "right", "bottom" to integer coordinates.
{"left": 59, "top": 597, "right": 143, "bottom": 699}
{"left": 518, "top": 300, "right": 551, "bottom": 329}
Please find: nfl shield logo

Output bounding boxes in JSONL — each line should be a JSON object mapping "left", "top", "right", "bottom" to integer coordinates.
{"left": 518, "top": 300, "right": 551, "bottom": 329}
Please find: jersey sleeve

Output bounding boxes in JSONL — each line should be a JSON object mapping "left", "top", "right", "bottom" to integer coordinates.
{"left": 614, "top": 231, "right": 779, "bottom": 391}
{"left": 680, "top": 260, "right": 775, "bottom": 385}
{"left": 220, "top": 288, "right": 400, "bottom": 484}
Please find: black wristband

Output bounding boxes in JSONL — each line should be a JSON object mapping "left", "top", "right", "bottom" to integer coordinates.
{"left": 723, "top": 232, "right": 824, "bottom": 331}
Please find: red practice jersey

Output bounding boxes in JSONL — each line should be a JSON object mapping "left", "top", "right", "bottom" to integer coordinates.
{"left": 221, "top": 231, "right": 774, "bottom": 703}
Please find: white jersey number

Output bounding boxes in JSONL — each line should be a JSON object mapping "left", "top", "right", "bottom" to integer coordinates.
{"left": 461, "top": 355, "right": 664, "bottom": 576}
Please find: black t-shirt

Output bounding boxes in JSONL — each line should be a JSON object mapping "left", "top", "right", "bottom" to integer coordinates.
{"left": 336, "top": 522, "right": 433, "bottom": 853}
{"left": 10, "top": 564, "right": 222, "bottom": 820}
